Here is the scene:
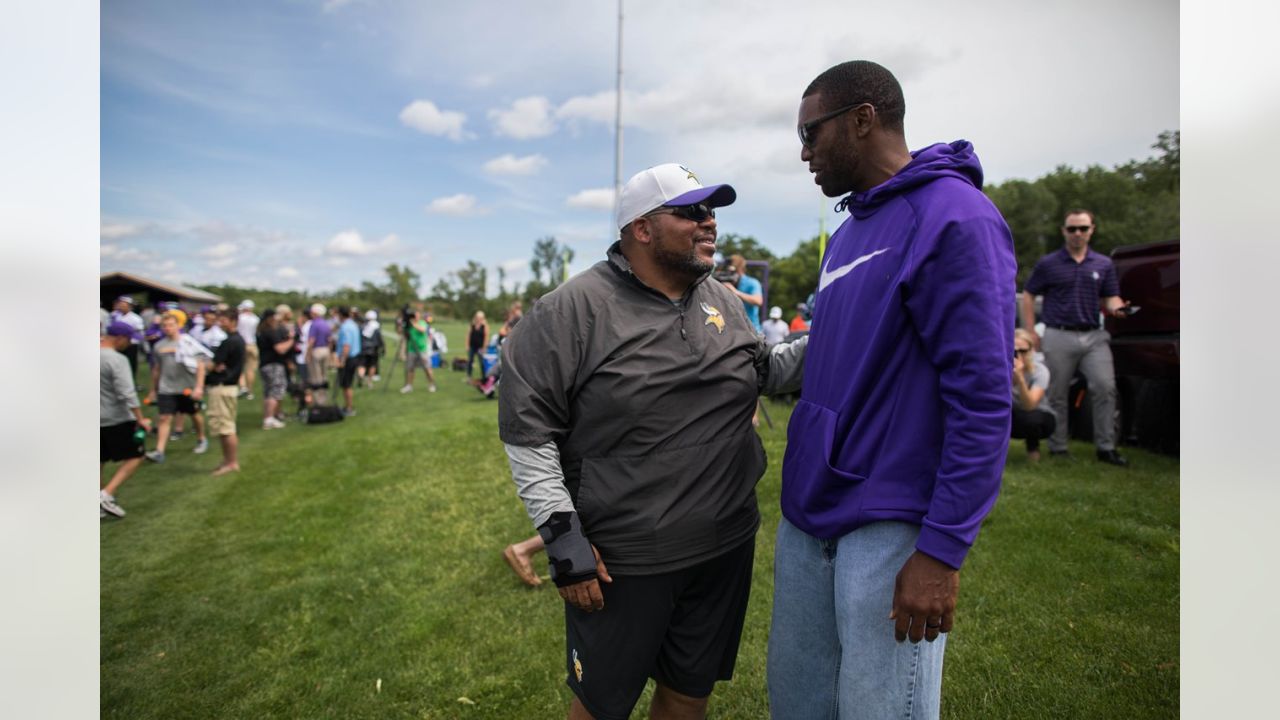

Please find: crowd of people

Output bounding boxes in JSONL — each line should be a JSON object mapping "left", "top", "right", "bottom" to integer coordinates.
{"left": 99, "top": 296, "right": 456, "bottom": 519}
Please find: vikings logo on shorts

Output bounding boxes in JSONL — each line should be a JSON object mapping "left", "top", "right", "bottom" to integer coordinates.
{"left": 700, "top": 302, "right": 725, "bottom": 334}
{"left": 573, "top": 648, "right": 583, "bottom": 682}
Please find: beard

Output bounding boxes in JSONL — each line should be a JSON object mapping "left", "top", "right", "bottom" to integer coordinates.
{"left": 651, "top": 227, "right": 714, "bottom": 279}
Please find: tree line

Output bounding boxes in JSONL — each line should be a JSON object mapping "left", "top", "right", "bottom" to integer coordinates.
{"left": 197, "top": 131, "right": 1177, "bottom": 325}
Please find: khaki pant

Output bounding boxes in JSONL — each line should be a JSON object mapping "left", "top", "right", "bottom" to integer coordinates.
{"left": 308, "top": 347, "right": 331, "bottom": 405}
{"left": 206, "top": 385, "right": 239, "bottom": 436}
{"left": 242, "top": 343, "right": 260, "bottom": 386}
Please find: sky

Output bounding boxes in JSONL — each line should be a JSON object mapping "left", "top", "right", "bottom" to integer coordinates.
{"left": 100, "top": 0, "right": 1179, "bottom": 296}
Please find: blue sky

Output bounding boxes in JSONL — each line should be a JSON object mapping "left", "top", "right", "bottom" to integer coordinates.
{"left": 100, "top": 0, "right": 1179, "bottom": 295}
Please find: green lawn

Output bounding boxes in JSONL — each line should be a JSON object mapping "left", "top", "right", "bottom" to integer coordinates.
{"left": 101, "top": 320, "right": 1178, "bottom": 718}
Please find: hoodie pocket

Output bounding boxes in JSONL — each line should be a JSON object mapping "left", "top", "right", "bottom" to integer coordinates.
{"left": 781, "top": 399, "right": 867, "bottom": 521}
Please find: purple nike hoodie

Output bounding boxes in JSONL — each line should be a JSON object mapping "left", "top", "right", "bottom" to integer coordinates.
{"left": 781, "top": 140, "right": 1016, "bottom": 569}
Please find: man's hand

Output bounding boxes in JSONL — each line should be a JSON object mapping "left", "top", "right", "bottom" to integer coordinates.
{"left": 191, "top": 386, "right": 204, "bottom": 401}
{"left": 722, "top": 281, "right": 738, "bottom": 294}
{"left": 890, "top": 550, "right": 959, "bottom": 643}
{"left": 1012, "top": 354, "right": 1025, "bottom": 375}
{"left": 558, "top": 545, "right": 613, "bottom": 612}
{"left": 137, "top": 417, "right": 152, "bottom": 432}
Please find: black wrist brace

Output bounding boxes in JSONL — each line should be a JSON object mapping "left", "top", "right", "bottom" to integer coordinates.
{"left": 537, "top": 511, "right": 598, "bottom": 588}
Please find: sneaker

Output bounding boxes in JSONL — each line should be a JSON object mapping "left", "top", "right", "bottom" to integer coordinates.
{"left": 245, "top": 392, "right": 254, "bottom": 400}
{"left": 340, "top": 408, "right": 357, "bottom": 417}
{"left": 100, "top": 491, "right": 126, "bottom": 518}
{"left": 428, "top": 384, "right": 437, "bottom": 393}
{"left": 1096, "top": 449, "right": 1129, "bottom": 467}
{"left": 193, "top": 438, "right": 209, "bottom": 454}
{"left": 372, "top": 375, "right": 381, "bottom": 383}
{"left": 169, "top": 431, "right": 185, "bottom": 442}
{"left": 480, "top": 377, "right": 497, "bottom": 397}
{"left": 145, "top": 450, "right": 166, "bottom": 463}
{"left": 263, "top": 417, "right": 286, "bottom": 430}
{"left": 400, "top": 384, "right": 413, "bottom": 394}
{"left": 238, "top": 388, "right": 250, "bottom": 398}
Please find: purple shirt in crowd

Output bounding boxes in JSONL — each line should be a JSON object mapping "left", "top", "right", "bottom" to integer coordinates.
{"left": 308, "top": 318, "right": 333, "bottom": 348}
{"left": 1024, "top": 247, "right": 1120, "bottom": 329}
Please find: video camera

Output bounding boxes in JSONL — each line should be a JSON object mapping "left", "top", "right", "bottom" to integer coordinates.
{"left": 712, "top": 253, "right": 739, "bottom": 284}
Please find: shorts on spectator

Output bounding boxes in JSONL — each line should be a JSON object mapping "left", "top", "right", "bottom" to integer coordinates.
{"left": 260, "top": 363, "right": 287, "bottom": 400}
{"left": 101, "top": 421, "right": 146, "bottom": 463}
{"left": 206, "top": 385, "right": 238, "bottom": 436}
{"left": 406, "top": 351, "right": 431, "bottom": 371}
{"left": 361, "top": 353, "right": 379, "bottom": 371}
{"left": 337, "top": 360, "right": 359, "bottom": 389}
{"left": 157, "top": 393, "right": 202, "bottom": 415}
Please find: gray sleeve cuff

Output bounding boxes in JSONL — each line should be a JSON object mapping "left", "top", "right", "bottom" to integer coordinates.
{"left": 504, "top": 442, "right": 575, "bottom": 528}
{"left": 761, "top": 333, "right": 807, "bottom": 396}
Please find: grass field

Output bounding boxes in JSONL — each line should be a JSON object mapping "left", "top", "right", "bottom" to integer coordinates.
{"left": 101, "top": 319, "right": 1179, "bottom": 718}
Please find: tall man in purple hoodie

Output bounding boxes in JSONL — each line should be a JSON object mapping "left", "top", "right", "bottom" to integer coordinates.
{"left": 768, "top": 61, "right": 1016, "bottom": 719}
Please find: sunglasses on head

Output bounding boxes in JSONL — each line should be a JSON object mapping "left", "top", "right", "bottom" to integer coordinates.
{"left": 646, "top": 203, "right": 716, "bottom": 223}
{"left": 1064, "top": 225, "right": 1093, "bottom": 234}
{"left": 798, "top": 102, "right": 872, "bottom": 148}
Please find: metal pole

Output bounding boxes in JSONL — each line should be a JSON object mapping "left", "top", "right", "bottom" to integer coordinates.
{"left": 612, "top": 0, "right": 624, "bottom": 225}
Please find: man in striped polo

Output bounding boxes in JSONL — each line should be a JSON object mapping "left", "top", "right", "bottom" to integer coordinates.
{"left": 1021, "top": 208, "right": 1135, "bottom": 466}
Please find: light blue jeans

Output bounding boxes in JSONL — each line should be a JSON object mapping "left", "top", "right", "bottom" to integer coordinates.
{"left": 767, "top": 518, "right": 946, "bottom": 720}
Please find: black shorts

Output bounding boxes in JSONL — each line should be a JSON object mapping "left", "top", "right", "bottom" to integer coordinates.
{"left": 564, "top": 536, "right": 755, "bottom": 720}
{"left": 337, "top": 361, "right": 359, "bottom": 389}
{"left": 361, "top": 353, "right": 379, "bottom": 371}
{"left": 157, "top": 393, "right": 202, "bottom": 415}
{"left": 101, "top": 421, "right": 145, "bottom": 462}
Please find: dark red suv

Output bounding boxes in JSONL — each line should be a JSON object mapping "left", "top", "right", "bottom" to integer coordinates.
{"left": 1070, "top": 240, "right": 1179, "bottom": 454}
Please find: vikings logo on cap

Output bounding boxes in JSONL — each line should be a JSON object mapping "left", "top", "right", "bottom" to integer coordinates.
{"left": 700, "top": 302, "right": 725, "bottom": 334}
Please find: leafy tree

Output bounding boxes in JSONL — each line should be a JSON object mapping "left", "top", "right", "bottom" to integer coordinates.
{"left": 524, "top": 236, "right": 574, "bottom": 302}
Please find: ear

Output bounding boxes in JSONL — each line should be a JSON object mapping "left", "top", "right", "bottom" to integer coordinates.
{"left": 851, "top": 103, "right": 877, "bottom": 138}
{"left": 629, "top": 218, "right": 655, "bottom": 247}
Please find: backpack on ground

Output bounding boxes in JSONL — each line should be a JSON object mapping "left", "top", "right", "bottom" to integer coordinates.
{"left": 303, "top": 405, "right": 344, "bottom": 425}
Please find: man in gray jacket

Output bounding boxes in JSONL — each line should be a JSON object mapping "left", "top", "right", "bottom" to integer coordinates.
{"left": 499, "top": 163, "right": 805, "bottom": 720}
{"left": 101, "top": 321, "right": 152, "bottom": 518}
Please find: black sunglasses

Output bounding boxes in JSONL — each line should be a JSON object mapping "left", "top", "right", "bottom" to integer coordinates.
{"left": 1064, "top": 225, "right": 1093, "bottom": 234}
{"left": 646, "top": 203, "right": 716, "bottom": 223}
{"left": 1015, "top": 347, "right": 1031, "bottom": 355}
{"left": 798, "top": 102, "right": 870, "bottom": 148}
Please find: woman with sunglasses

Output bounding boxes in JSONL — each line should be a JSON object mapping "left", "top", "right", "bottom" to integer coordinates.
{"left": 1011, "top": 327, "right": 1056, "bottom": 461}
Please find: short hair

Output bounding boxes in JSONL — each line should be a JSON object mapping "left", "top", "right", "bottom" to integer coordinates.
{"left": 1063, "top": 208, "right": 1096, "bottom": 226}
{"left": 337, "top": 305, "right": 351, "bottom": 319}
{"left": 217, "top": 308, "right": 237, "bottom": 321}
{"left": 803, "top": 60, "right": 906, "bottom": 133}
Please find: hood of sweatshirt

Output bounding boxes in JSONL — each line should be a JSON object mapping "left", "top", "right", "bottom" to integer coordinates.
{"left": 840, "top": 140, "right": 984, "bottom": 219}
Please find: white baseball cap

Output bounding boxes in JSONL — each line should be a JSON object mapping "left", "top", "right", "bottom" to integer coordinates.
{"left": 364, "top": 310, "right": 377, "bottom": 321}
{"left": 769, "top": 306, "right": 783, "bottom": 320}
{"left": 238, "top": 299, "right": 255, "bottom": 310}
{"left": 616, "top": 163, "right": 736, "bottom": 231}
{"left": 310, "top": 303, "right": 326, "bottom": 317}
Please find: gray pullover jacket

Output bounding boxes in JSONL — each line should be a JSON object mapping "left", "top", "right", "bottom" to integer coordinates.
{"left": 499, "top": 242, "right": 804, "bottom": 574}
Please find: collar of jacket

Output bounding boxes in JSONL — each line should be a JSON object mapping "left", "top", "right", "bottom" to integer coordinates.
{"left": 605, "top": 240, "right": 712, "bottom": 306}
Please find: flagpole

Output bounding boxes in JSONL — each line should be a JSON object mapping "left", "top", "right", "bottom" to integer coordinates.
{"left": 611, "top": 0, "right": 624, "bottom": 228}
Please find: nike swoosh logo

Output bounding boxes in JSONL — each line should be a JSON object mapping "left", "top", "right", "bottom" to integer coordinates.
{"left": 818, "top": 248, "right": 890, "bottom": 292}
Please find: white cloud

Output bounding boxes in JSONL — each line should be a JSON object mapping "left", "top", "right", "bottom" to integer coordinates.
{"left": 566, "top": 188, "right": 615, "bottom": 211}
{"left": 278, "top": 267, "right": 300, "bottom": 279}
{"left": 489, "top": 96, "right": 556, "bottom": 139}
{"left": 328, "top": 257, "right": 350, "bottom": 267}
{"left": 399, "top": 100, "right": 467, "bottom": 141}
{"left": 425, "top": 194, "right": 488, "bottom": 216}
{"left": 483, "top": 153, "right": 548, "bottom": 176}
{"left": 100, "top": 222, "right": 141, "bottom": 240}
{"left": 199, "top": 242, "right": 238, "bottom": 259}
{"left": 207, "top": 257, "right": 236, "bottom": 269}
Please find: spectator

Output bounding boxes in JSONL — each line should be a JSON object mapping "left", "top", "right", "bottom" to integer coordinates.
{"left": 789, "top": 302, "right": 811, "bottom": 332}
{"left": 1021, "top": 208, "right": 1134, "bottom": 466}
{"left": 305, "top": 303, "right": 332, "bottom": 405}
{"left": 358, "top": 310, "right": 384, "bottom": 388}
{"left": 466, "top": 311, "right": 489, "bottom": 379}
{"left": 334, "top": 306, "right": 362, "bottom": 417}
{"left": 1011, "top": 328, "right": 1056, "bottom": 462}
{"left": 237, "top": 299, "right": 259, "bottom": 399}
{"left": 110, "top": 295, "right": 145, "bottom": 377}
{"left": 722, "top": 253, "right": 764, "bottom": 333}
{"left": 100, "top": 321, "right": 152, "bottom": 518}
{"left": 762, "top": 305, "right": 790, "bottom": 345}
{"left": 256, "top": 309, "right": 292, "bottom": 430}
{"left": 205, "top": 309, "right": 245, "bottom": 476}
{"left": 195, "top": 306, "right": 226, "bottom": 350}
{"left": 400, "top": 309, "right": 437, "bottom": 394}
{"left": 145, "top": 312, "right": 213, "bottom": 462}
{"left": 497, "top": 300, "right": 523, "bottom": 342}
